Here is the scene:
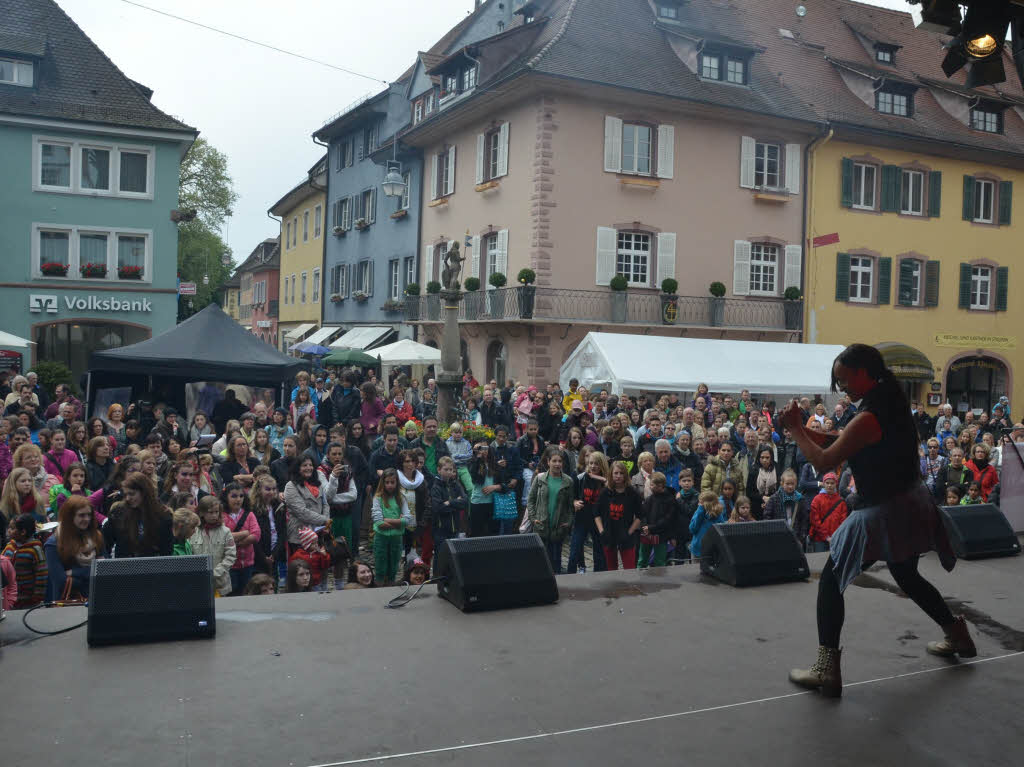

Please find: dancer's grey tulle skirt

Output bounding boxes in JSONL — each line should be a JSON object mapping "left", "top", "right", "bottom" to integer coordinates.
{"left": 829, "top": 482, "right": 956, "bottom": 592}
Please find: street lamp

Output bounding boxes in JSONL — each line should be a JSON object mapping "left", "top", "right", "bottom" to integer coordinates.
{"left": 381, "top": 135, "right": 407, "bottom": 199}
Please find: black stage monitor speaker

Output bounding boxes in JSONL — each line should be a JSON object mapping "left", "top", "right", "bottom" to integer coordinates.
{"left": 435, "top": 533, "right": 558, "bottom": 612}
{"left": 88, "top": 555, "right": 216, "bottom": 646}
{"left": 700, "top": 520, "right": 810, "bottom": 586}
{"left": 939, "top": 504, "right": 1021, "bottom": 560}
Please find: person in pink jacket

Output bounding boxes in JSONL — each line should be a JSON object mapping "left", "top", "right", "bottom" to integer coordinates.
{"left": 42, "top": 430, "right": 78, "bottom": 478}
{"left": 360, "top": 382, "right": 387, "bottom": 436}
{"left": 220, "top": 482, "right": 260, "bottom": 595}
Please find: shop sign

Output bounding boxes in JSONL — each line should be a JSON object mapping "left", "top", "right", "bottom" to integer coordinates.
{"left": 29, "top": 293, "right": 153, "bottom": 314}
{"left": 950, "top": 359, "right": 1006, "bottom": 373}
{"left": 934, "top": 333, "right": 1016, "bottom": 349}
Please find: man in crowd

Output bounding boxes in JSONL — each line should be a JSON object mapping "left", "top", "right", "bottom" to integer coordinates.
{"left": 410, "top": 415, "right": 450, "bottom": 479}
{"left": 479, "top": 387, "right": 508, "bottom": 429}
{"left": 323, "top": 372, "right": 360, "bottom": 429}
{"left": 271, "top": 436, "right": 298, "bottom": 491}
{"left": 935, "top": 404, "right": 961, "bottom": 436}
{"left": 151, "top": 407, "right": 188, "bottom": 447}
{"left": 25, "top": 372, "right": 49, "bottom": 414}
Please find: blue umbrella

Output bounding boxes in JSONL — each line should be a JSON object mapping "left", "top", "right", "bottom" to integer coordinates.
{"left": 302, "top": 344, "right": 332, "bottom": 356}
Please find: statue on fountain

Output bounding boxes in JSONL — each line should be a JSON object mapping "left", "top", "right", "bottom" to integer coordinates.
{"left": 441, "top": 241, "right": 465, "bottom": 292}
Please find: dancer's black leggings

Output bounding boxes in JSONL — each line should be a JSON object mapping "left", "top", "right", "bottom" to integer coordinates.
{"left": 817, "top": 556, "right": 953, "bottom": 648}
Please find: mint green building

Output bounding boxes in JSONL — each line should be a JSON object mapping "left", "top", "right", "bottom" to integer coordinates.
{"left": 0, "top": 0, "right": 197, "bottom": 380}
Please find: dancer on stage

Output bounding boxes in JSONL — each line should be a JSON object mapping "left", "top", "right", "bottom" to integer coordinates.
{"left": 781, "top": 344, "right": 975, "bottom": 698}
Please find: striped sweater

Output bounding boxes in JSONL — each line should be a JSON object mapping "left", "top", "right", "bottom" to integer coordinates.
{"left": 1, "top": 538, "right": 48, "bottom": 608}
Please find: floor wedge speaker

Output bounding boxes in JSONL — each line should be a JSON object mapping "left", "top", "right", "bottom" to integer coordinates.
{"left": 88, "top": 555, "right": 216, "bottom": 646}
{"left": 700, "top": 520, "right": 810, "bottom": 586}
{"left": 940, "top": 504, "right": 1021, "bottom": 560}
{"left": 435, "top": 534, "right": 558, "bottom": 612}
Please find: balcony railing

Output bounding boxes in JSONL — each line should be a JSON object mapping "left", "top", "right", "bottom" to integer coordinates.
{"left": 403, "top": 288, "right": 802, "bottom": 332}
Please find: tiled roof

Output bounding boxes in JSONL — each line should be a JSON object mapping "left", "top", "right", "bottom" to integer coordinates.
{"left": 0, "top": 0, "right": 194, "bottom": 133}
{"left": 0, "top": 30, "right": 46, "bottom": 57}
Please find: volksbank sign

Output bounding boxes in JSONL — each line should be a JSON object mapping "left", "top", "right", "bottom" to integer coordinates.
{"left": 29, "top": 294, "right": 153, "bottom": 314}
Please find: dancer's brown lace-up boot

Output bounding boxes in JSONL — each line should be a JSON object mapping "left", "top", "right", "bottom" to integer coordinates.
{"left": 789, "top": 645, "right": 842, "bottom": 698}
{"left": 926, "top": 616, "right": 977, "bottom": 659}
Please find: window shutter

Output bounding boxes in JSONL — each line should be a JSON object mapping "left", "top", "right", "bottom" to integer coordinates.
{"left": 604, "top": 116, "right": 623, "bottom": 173}
{"left": 924, "top": 260, "right": 940, "bottom": 307}
{"left": 998, "top": 181, "right": 1012, "bottom": 225}
{"left": 425, "top": 245, "right": 435, "bottom": 285}
{"left": 733, "top": 240, "right": 751, "bottom": 295}
{"left": 877, "top": 257, "right": 892, "bottom": 305}
{"left": 740, "top": 136, "right": 756, "bottom": 189}
{"left": 367, "top": 261, "right": 374, "bottom": 296}
{"left": 343, "top": 199, "right": 352, "bottom": 229}
{"left": 656, "top": 232, "right": 676, "bottom": 285}
{"left": 784, "top": 244, "right": 802, "bottom": 290}
{"left": 996, "top": 266, "right": 1009, "bottom": 311}
{"left": 340, "top": 265, "right": 348, "bottom": 298}
{"left": 471, "top": 235, "right": 481, "bottom": 279}
{"left": 928, "top": 171, "right": 942, "bottom": 217}
{"left": 368, "top": 188, "right": 377, "bottom": 224}
{"left": 881, "top": 165, "right": 900, "bottom": 212}
{"left": 785, "top": 143, "right": 801, "bottom": 195}
{"left": 835, "top": 253, "right": 851, "bottom": 302}
{"left": 351, "top": 194, "right": 361, "bottom": 223}
{"left": 958, "top": 263, "right": 971, "bottom": 308}
{"left": 840, "top": 158, "right": 854, "bottom": 208}
{"left": 432, "top": 154, "right": 439, "bottom": 199}
{"left": 898, "top": 259, "right": 915, "bottom": 306}
{"left": 962, "top": 175, "right": 975, "bottom": 220}
{"left": 595, "top": 226, "right": 617, "bottom": 285}
{"left": 497, "top": 122, "right": 509, "bottom": 178}
{"left": 446, "top": 145, "right": 457, "bottom": 195}
{"left": 657, "top": 124, "right": 674, "bottom": 180}
{"left": 475, "top": 133, "right": 485, "bottom": 185}
{"left": 495, "top": 230, "right": 509, "bottom": 277}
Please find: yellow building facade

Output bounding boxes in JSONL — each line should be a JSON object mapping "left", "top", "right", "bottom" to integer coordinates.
{"left": 271, "top": 160, "right": 327, "bottom": 351}
{"left": 806, "top": 136, "right": 1021, "bottom": 415}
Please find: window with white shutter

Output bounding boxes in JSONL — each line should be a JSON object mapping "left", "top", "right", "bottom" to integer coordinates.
{"left": 495, "top": 230, "right": 509, "bottom": 277}
{"left": 656, "top": 232, "right": 676, "bottom": 285}
{"left": 784, "top": 244, "right": 802, "bottom": 291}
{"left": 595, "top": 226, "right": 617, "bottom": 285}
{"left": 657, "top": 124, "right": 674, "bottom": 180}
{"left": 446, "top": 145, "right": 456, "bottom": 195}
{"left": 475, "top": 133, "right": 486, "bottom": 185}
{"left": 733, "top": 240, "right": 752, "bottom": 295}
{"left": 497, "top": 122, "right": 509, "bottom": 178}
{"left": 424, "top": 245, "right": 435, "bottom": 285}
{"left": 785, "top": 143, "right": 801, "bottom": 195}
{"left": 740, "top": 136, "right": 756, "bottom": 189}
{"left": 471, "top": 235, "right": 481, "bottom": 279}
{"left": 604, "top": 116, "right": 623, "bottom": 173}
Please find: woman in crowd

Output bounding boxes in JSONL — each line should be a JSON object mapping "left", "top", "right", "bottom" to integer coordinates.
{"left": 526, "top": 451, "right": 575, "bottom": 574}
{"left": 219, "top": 435, "right": 258, "bottom": 488}
{"left": 467, "top": 440, "right": 499, "bottom": 537}
{"left": 751, "top": 445, "right": 779, "bottom": 520}
{"left": 212, "top": 419, "right": 240, "bottom": 457}
{"left": 283, "top": 455, "right": 331, "bottom": 552}
{"left": 189, "top": 411, "right": 215, "bottom": 446}
{"left": 105, "top": 403, "right": 127, "bottom": 442}
{"left": 161, "top": 460, "right": 208, "bottom": 505}
{"left": 66, "top": 421, "right": 88, "bottom": 463}
{"left": 44, "top": 495, "right": 105, "bottom": 599}
{"left": 102, "top": 472, "right": 173, "bottom": 558}
{"left": 251, "top": 428, "right": 280, "bottom": 467}
{"left": 43, "top": 429, "right": 77, "bottom": 478}
{"left": 360, "top": 381, "right": 387, "bottom": 438}
{"left": 14, "top": 443, "right": 60, "bottom": 496}
{"left": 347, "top": 420, "right": 372, "bottom": 459}
{"left": 2, "top": 467, "right": 49, "bottom": 525}
{"left": 88, "top": 456, "right": 140, "bottom": 519}
{"left": 964, "top": 442, "right": 999, "bottom": 502}
{"left": 266, "top": 408, "right": 293, "bottom": 455}
{"left": 563, "top": 427, "right": 585, "bottom": 477}
{"left": 85, "top": 436, "right": 114, "bottom": 491}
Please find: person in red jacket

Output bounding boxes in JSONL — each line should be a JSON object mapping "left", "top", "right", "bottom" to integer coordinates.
{"left": 385, "top": 387, "right": 414, "bottom": 427}
{"left": 289, "top": 526, "right": 331, "bottom": 590}
{"left": 964, "top": 443, "right": 998, "bottom": 501}
{"left": 808, "top": 472, "right": 848, "bottom": 553}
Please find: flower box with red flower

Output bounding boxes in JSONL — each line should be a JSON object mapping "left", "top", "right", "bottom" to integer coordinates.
{"left": 79, "top": 262, "right": 108, "bottom": 278}
{"left": 40, "top": 262, "right": 69, "bottom": 277}
{"left": 118, "top": 265, "right": 144, "bottom": 280}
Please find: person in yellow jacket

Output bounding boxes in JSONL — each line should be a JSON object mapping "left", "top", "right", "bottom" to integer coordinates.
{"left": 562, "top": 378, "right": 583, "bottom": 414}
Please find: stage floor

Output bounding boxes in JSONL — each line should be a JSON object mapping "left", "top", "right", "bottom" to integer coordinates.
{"left": 3, "top": 550, "right": 1023, "bottom": 767}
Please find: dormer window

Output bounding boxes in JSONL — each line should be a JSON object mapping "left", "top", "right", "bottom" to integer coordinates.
{"left": 700, "top": 50, "right": 749, "bottom": 85}
{"left": 874, "top": 44, "right": 897, "bottom": 65}
{"left": 658, "top": 4, "right": 680, "bottom": 20}
{"left": 970, "top": 104, "right": 1003, "bottom": 133}
{"left": 0, "top": 57, "right": 33, "bottom": 87}
{"left": 876, "top": 86, "right": 913, "bottom": 117}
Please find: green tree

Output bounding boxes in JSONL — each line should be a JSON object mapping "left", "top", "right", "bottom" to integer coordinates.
{"left": 177, "top": 138, "right": 239, "bottom": 318}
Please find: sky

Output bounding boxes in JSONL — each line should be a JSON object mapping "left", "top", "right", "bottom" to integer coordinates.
{"left": 58, "top": 0, "right": 921, "bottom": 264}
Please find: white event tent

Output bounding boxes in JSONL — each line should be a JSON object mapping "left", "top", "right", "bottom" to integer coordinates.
{"left": 560, "top": 333, "right": 846, "bottom": 396}
{"left": 373, "top": 338, "right": 441, "bottom": 387}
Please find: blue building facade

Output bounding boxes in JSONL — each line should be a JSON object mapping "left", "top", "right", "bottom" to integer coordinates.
{"left": 0, "top": 0, "right": 196, "bottom": 380}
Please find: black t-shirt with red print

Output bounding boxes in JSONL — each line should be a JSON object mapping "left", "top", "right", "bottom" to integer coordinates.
{"left": 596, "top": 486, "right": 642, "bottom": 548}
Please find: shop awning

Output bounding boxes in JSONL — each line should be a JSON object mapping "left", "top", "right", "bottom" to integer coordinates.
{"left": 330, "top": 326, "right": 394, "bottom": 350}
{"left": 284, "top": 323, "right": 316, "bottom": 341}
{"left": 0, "top": 330, "right": 34, "bottom": 348}
{"left": 876, "top": 342, "right": 935, "bottom": 381}
{"left": 302, "top": 326, "right": 342, "bottom": 347}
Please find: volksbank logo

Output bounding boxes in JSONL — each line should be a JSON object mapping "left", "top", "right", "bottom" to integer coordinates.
{"left": 29, "top": 294, "right": 153, "bottom": 314}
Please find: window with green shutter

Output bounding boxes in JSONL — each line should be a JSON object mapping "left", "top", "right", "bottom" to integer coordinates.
{"left": 958, "top": 262, "right": 972, "bottom": 308}
{"left": 924, "top": 260, "right": 940, "bottom": 307}
{"left": 835, "top": 252, "right": 851, "bottom": 301}
{"left": 877, "top": 257, "right": 892, "bottom": 304}
{"left": 962, "top": 175, "right": 975, "bottom": 220}
{"left": 898, "top": 259, "right": 919, "bottom": 306}
{"left": 841, "top": 158, "right": 854, "bottom": 208}
{"left": 881, "top": 165, "right": 900, "bottom": 212}
{"left": 928, "top": 171, "right": 942, "bottom": 217}
{"left": 998, "top": 181, "right": 1012, "bottom": 225}
{"left": 996, "top": 266, "right": 1009, "bottom": 311}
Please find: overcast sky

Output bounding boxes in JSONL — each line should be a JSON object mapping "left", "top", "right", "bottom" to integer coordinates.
{"left": 59, "top": 0, "right": 919, "bottom": 263}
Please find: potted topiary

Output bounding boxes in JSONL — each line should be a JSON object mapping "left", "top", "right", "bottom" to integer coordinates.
{"left": 464, "top": 276, "right": 481, "bottom": 320}
{"left": 609, "top": 274, "right": 629, "bottom": 323}
{"left": 426, "top": 280, "right": 442, "bottom": 320}
{"left": 708, "top": 281, "right": 726, "bottom": 326}
{"left": 660, "top": 277, "right": 679, "bottom": 325}
{"left": 517, "top": 268, "right": 537, "bottom": 319}
{"left": 488, "top": 271, "right": 507, "bottom": 316}
{"left": 783, "top": 286, "right": 803, "bottom": 330}
{"left": 404, "top": 283, "right": 420, "bottom": 321}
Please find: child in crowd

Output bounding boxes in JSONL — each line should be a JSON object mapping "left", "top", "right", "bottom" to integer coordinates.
{"left": 243, "top": 573, "right": 276, "bottom": 595}
{"left": 371, "top": 468, "right": 413, "bottom": 586}
{"left": 672, "top": 468, "right": 700, "bottom": 562}
{"left": 688, "top": 491, "right": 724, "bottom": 560}
{"left": 960, "top": 481, "right": 984, "bottom": 506}
{"left": 807, "top": 472, "right": 848, "bottom": 553}
{"left": 569, "top": 452, "right": 609, "bottom": 573}
{"left": 445, "top": 422, "right": 474, "bottom": 495}
{"left": 286, "top": 559, "right": 313, "bottom": 593}
{"left": 171, "top": 508, "right": 200, "bottom": 555}
{"left": 638, "top": 472, "right": 679, "bottom": 568}
{"left": 403, "top": 558, "right": 430, "bottom": 586}
{"left": 719, "top": 478, "right": 738, "bottom": 519}
{"left": 468, "top": 441, "right": 498, "bottom": 537}
{"left": 595, "top": 460, "right": 643, "bottom": 570}
{"left": 729, "top": 495, "right": 755, "bottom": 523}
{"left": 762, "top": 469, "right": 810, "bottom": 546}
{"left": 290, "top": 527, "right": 332, "bottom": 590}
{"left": 189, "top": 496, "right": 237, "bottom": 597}
{"left": 344, "top": 561, "right": 376, "bottom": 589}
{"left": 1, "top": 514, "right": 47, "bottom": 608}
{"left": 221, "top": 482, "right": 261, "bottom": 595}
{"left": 48, "top": 462, "right": 89, "bottom": 519}
{"left": 945, "top": 484, "right": 965, "bottom": 506}
{"left": 431, "top": 457, "right": 468, "bottom": 560}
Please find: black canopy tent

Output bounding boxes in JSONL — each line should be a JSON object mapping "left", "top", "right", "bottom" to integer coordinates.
{"left": 87, "top": 304, "right": 306, "bottom": 415}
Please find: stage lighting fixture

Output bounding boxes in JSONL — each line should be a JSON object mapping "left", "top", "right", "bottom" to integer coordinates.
{"left": 916, "top": 0, "right": 962, "bottom": 35}
{"left": 936, "top": 1, "right": 1013, "bottom": 87}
